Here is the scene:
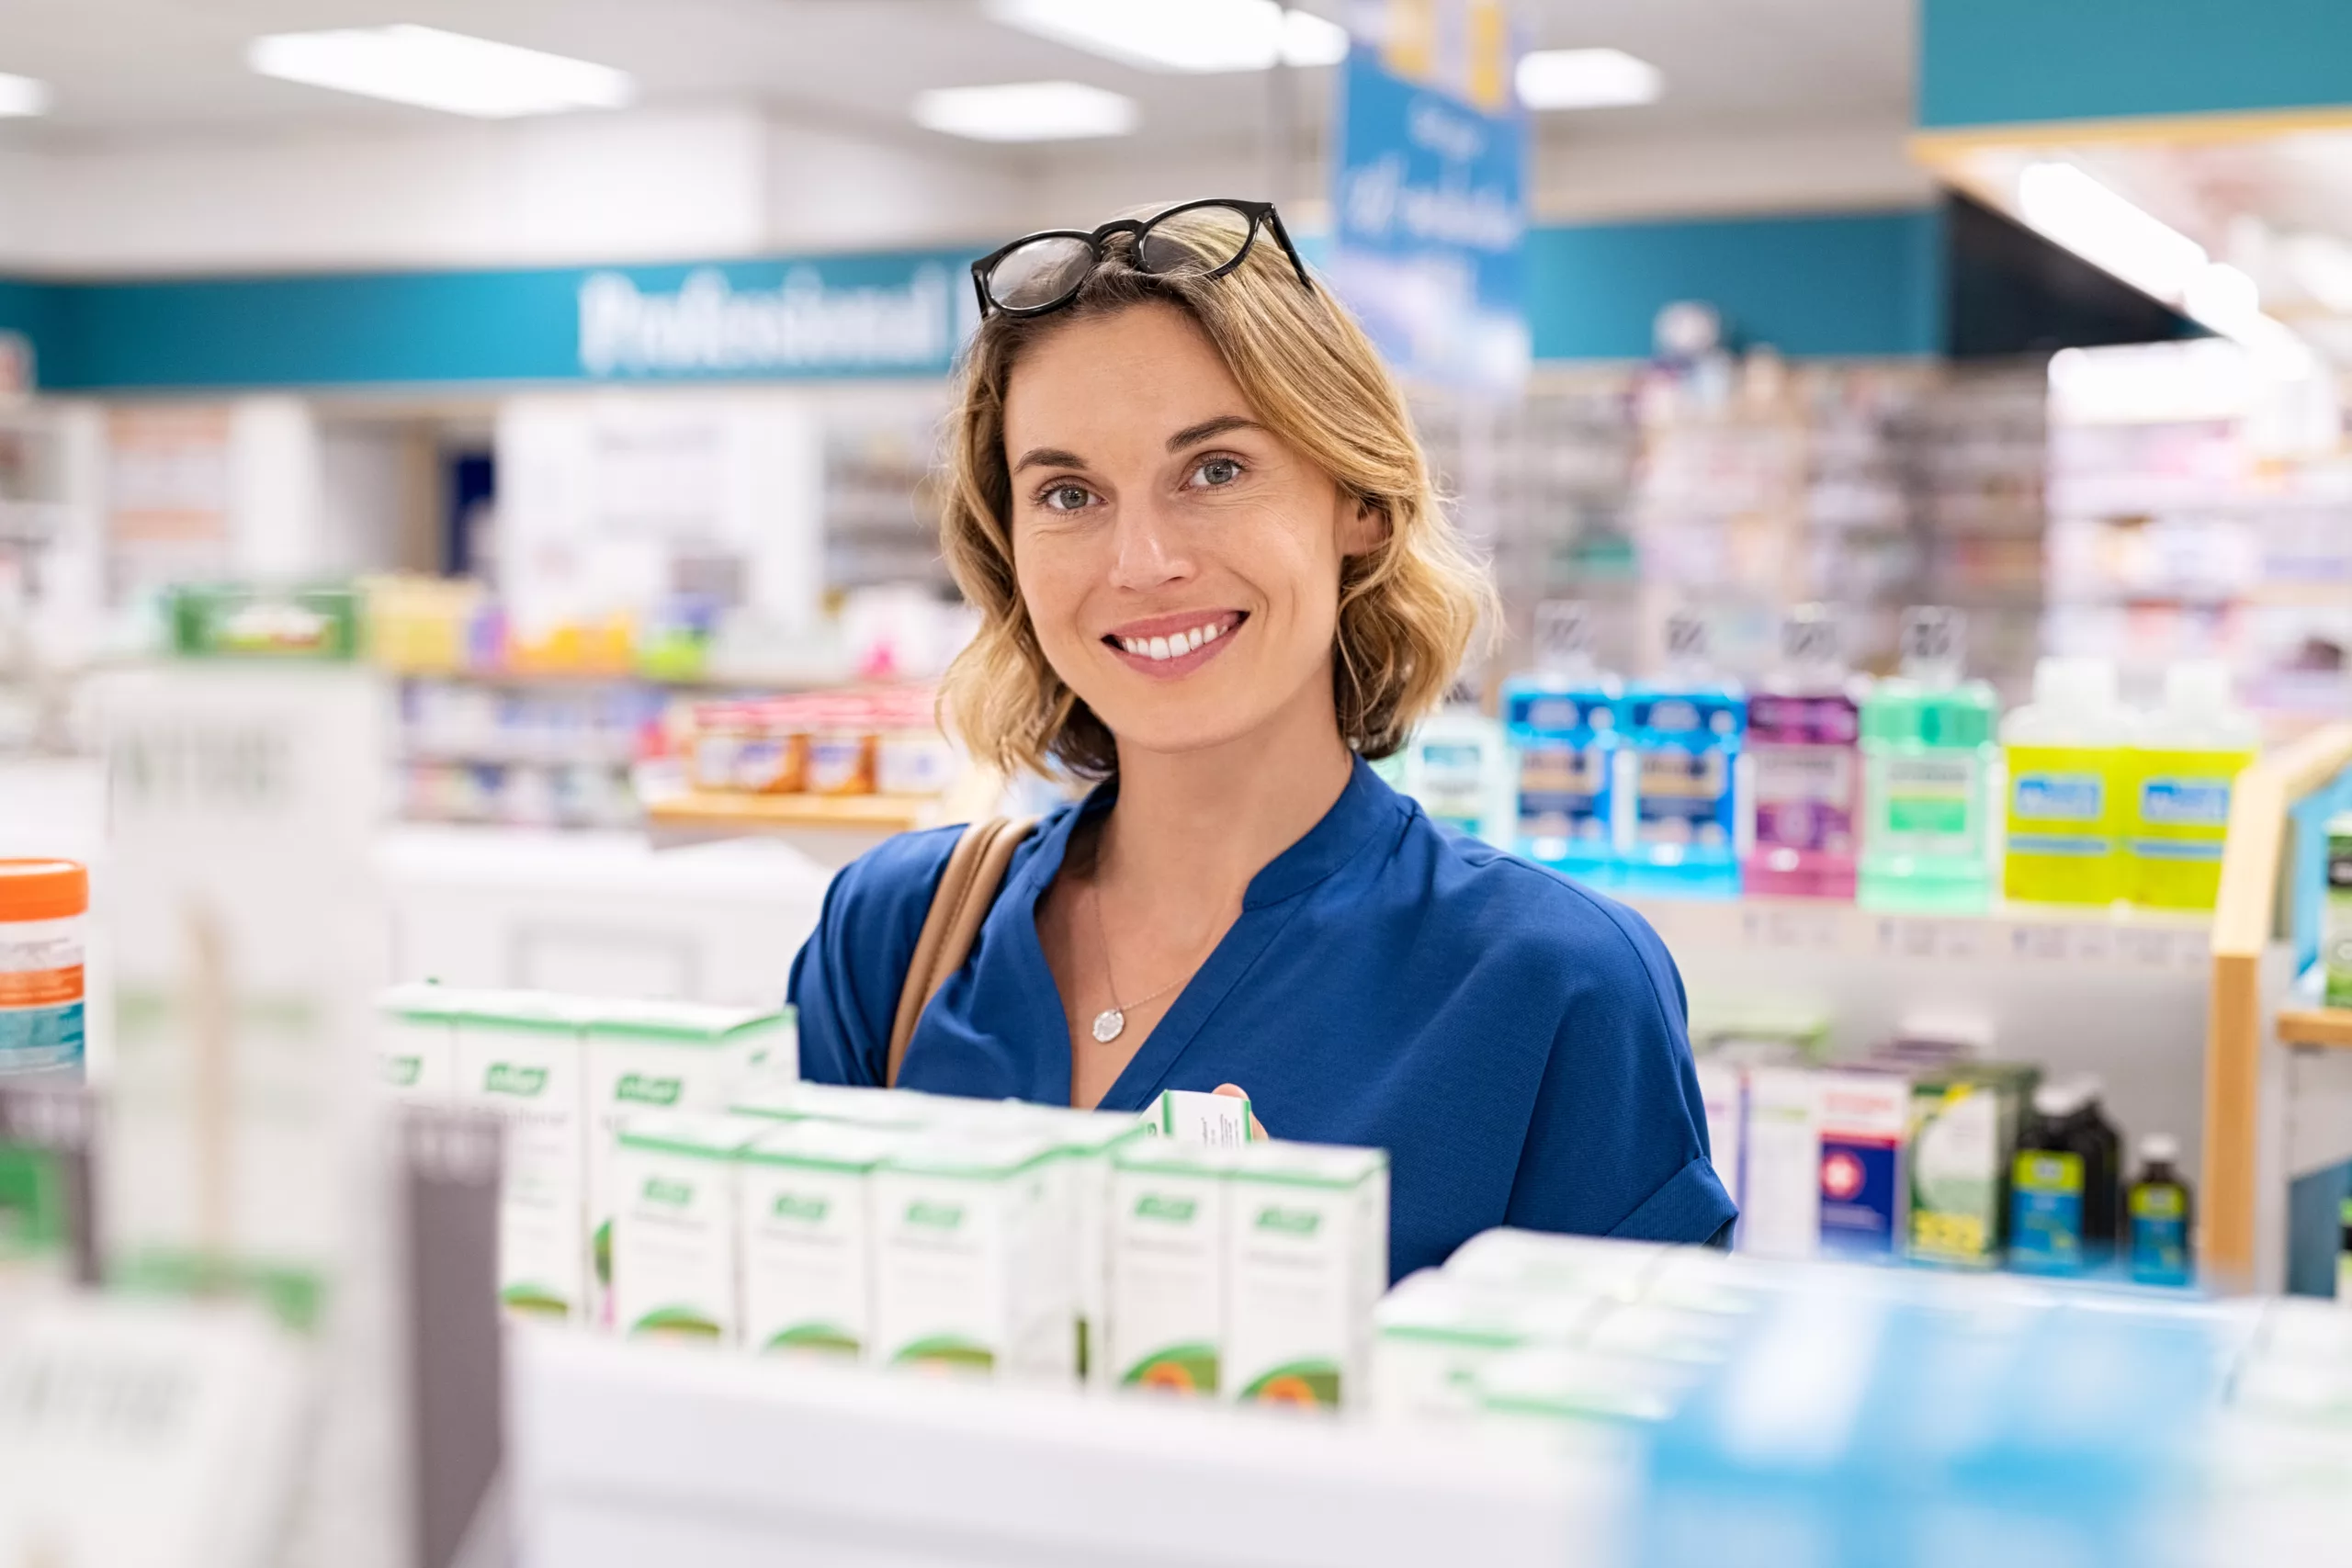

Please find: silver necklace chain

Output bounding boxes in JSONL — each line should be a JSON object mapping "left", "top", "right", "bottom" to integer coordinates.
{"left": 1088, "top": 876, "right": 1218, "bottom": 1044}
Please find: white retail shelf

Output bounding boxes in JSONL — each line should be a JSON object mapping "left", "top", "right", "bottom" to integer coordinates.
{"left": 1620, "top": 892, "right": 2212, "bottom": 976}
{"left": 509, "top": 1327, "right": 1620, "bottom": 1568}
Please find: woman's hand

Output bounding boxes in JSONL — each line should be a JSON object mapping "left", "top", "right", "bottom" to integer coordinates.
{"left": 1214, "top": 1082, "right": 1270, "bottom": 1141}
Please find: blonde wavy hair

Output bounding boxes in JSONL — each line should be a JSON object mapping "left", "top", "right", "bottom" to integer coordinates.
{"left": 938, "top": 205, "right": 1497, "bottom": 779}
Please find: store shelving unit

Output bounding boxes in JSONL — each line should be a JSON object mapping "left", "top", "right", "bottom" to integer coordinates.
{"left": 2277, "top": 1004, "right": 2352, "bottom": 1051}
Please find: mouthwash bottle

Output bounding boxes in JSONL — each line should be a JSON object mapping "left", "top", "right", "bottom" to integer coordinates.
{"left": 2002, "top": 657, "right": 2131, "bottom": 906}
{"left": 1859, "top": 608, "right": 2000, "bottom": 913}
{"left": 2128, "top": 660, "right": 2258, "bottom": 910}
{"left": 2125, "top": 1133, "right": 2194, "bottom": 1288}
{"left": 1622, "top": 610, "right": 1744, "bottom": 897}
{"left": 1502, "top": 603, "right": 1622, "bottom": 886}
{"left": 2008, "top": 1076, "right": 2122, "bottom": 1275}
{"left": 1401, "top": 700, "right": 1513, "bottom": 848}
{"left": 1742, "top": 606, "right": 1864, "bottom": 899}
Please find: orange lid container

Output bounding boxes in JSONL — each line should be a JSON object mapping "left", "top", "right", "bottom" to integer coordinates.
{"left": 0, "top": 860, "right": 89, "bottom": 922}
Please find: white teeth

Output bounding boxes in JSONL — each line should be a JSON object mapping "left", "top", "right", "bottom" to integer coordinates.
{"left": 1115, "top": 619, "right": 1234, "bottom": 659}
{"left": 1187, "top": 626, "right": 1204, "bottom": 651}
{"left": 1148, "top": 637, "right": 1170, "bottom": 660}
{"left": 1205, "top": 621, "right": 1222, "bottom": 641}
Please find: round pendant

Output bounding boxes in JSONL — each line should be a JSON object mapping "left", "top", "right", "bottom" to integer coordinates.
{"left": 1091, "top": 1008, "right": 1125, "bottom": 1043}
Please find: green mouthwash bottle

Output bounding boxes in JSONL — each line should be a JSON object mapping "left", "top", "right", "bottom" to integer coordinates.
{"left": 1859, "top": 607, "right": 1999, "bottom": 913}
{"left": 2003, "top": 657, "right": 2132, "bottom": 906}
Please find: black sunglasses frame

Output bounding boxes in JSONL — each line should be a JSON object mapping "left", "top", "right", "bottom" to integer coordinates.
{"left": 968, "top": 198, "right": 1315, "bottom": 320}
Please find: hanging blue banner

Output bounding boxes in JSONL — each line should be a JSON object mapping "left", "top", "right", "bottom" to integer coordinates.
{"left": 1329, "top": 0, "right": 1529, "bottom": 389}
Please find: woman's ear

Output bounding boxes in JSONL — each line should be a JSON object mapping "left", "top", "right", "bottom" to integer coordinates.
{"left": 1339, "top": 495, "right": 1390, "bottom": 558}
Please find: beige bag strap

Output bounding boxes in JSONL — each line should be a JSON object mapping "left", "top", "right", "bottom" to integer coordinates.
{"left": 887, "top": 816, "right": 1037, "bottom": 1088}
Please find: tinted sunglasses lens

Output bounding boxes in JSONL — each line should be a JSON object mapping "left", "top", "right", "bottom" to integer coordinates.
{"left": 1137, "top": 204, "right": 1255, "bottom": 276}
{"left": 986, "top": 235, "right": 1094, "bottom": 311}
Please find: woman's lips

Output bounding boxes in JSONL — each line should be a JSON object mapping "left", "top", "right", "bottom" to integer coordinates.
{"left": 1101, "top": 611, "right": 1247, "bottom": 679}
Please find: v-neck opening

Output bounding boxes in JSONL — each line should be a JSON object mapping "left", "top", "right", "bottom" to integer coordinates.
{"left": 1002, "top": 755, "right": 1404, "bottom": 1112}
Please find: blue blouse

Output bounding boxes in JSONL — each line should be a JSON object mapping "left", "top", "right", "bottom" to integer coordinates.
{"left": 788, "top": 756, "right": 1736, "bottom": 1280}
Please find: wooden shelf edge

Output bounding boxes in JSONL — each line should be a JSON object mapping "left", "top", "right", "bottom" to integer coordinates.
{"left": 2278, "top": 1005, "right": 2352, "bottom": 1051}
{"left": 644, "top": 791, "right": 933, "bottom": 833}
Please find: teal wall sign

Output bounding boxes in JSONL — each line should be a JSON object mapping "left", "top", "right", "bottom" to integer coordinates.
{"left": 1922, "top": 0, "right": 2352, "bottom": 130}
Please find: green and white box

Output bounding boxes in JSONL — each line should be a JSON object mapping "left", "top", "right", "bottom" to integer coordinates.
{"left": 2326, "top": 814, "right": 2352, "bottom": 1009}
{"left": 1442, "top": 1227, "right": 1668, "bottom": 1299}
{"left": 379, "top": 983, "right": 461, "bottom": 1101}
{"left": 739, "top": 1120, "right": 901, "bottom": 1360}
{"left": 1139, "top": 1089, "right": 1253, "bottom": 1147}
{"left": 458, "top": 994, "right": 592, "bottom": 1323}
{"left": 999, "top": 1104, "right": 1149, "bottom": 1386}
{"left": 584, "top": 1000, "right": 783, "bottom": 1324}
{"left": 1226, "top": 1141, "right": 1388, "bottom": 1409}
{"left": 1905, "top": 1065, "right": 2037, "bottom": 1269}
{"left": 1371, "top": 1269, "right": 1588, "bottom": 1425}
{"left": 1108, "top": 1141, "right": 1231, "bottom": 1396}
{"left": 871, "top": 1134, "right": 1067, "bottom": 1382}
{"left": 611, "top": 1112, "right": 764, "bottom": 1344}
{"left": 738, "top": 1080, "right": 940, "bottom": 1129}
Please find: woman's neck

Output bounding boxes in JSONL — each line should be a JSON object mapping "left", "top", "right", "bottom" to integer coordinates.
{"left": 1091, "top": 676, "right": 1357, "bottom": 910}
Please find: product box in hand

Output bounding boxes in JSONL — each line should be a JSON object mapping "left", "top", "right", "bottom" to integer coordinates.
{"left": 1139, "top": 1088, "right": 1253, "bottom": 1147}
{"left": 2327, "top": 815, "right": 2352, "bottom": 1009}
{"left": 1905, "top": 1064, "right": 2038, "bottom": 1269}
{"left": 379, "top": 983, "right": 460, "bottom": 1102}
{"left": 1108, "top": 1140, "right": 1231, "bottom": 1395}
{"left": 583, "top": 1000, "right": 784, "bottom": 1323}
{"left": 871, "top": 1133, "right": 1068, "bottom": 1382}
{"left": 738, "top": 1120, "right": 900, "bottom": 1359}
{"left": 456, "top": 993, "right": 594, "bottom": 1323}
{"left": 1225, "top": 1142, "right": 1388, "bottom": 1408}
{"left": 611, "top": 1112, "right": 765, "bottom": 1344}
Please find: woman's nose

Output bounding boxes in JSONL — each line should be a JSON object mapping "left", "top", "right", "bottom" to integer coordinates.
{"left": 1105, "top": 499, "right": 1193, "bottom": 592}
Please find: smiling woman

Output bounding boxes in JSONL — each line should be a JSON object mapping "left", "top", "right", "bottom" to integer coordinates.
{"left": 788, "top": 199, "right": 1736, "bottom": 1280}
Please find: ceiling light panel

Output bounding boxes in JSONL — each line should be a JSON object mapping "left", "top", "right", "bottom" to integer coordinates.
{"left": 988, "top": 0, "right": 1346, "bottom": 73}
{"left": 0, "top": 73, "right": 51, "bottom": 118}
{"left": 912, "top": 81, "right": 1138, "bottom": 142}
{"left": 1516, "top": 48, "right": 1663, "bottom": 110}
{"left": 247, "top": 26, "right": 637, "bottom": 118}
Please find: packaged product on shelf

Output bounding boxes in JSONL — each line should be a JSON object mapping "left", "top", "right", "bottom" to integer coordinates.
{"left": 1225, "top": 1142, "right": 1389, "bottom": 1408}
{"left": 1442, "top": 1227, "right": 1668, "bottom": 1298}
{"left": 458, "top": 994, "right": 593, "bottom": 1322}
{"left": 737, "top": 1120, "right": 899, "bottom": 1359}
{"left": 2125, "top": 1134, "right": 2195, "bottom": 1289}
{"left": 2008, "top": 1076, "right": 2123, "bottom": 1275}
{"left": 873, "top": 688, "right": 960, "bottom": 796}
{"left": 1737, "top": 1068, "right": 1822, "bottom": 1258}
{"left": 998, "top": 1103, "right": 1148, "bottom": 1386}
{"left": 1742, "top": 607, "right": 1864, "bottom": 900}
{"left": 0, "top": 1084, "right": 97, "bottom": 1289}
{"left": 688, "top": 701, "right": 747, "bottom": 792}
{"left": 804, "top": 696, "right": 878, "bottom": 795}
{"left": 734, "top": 701, "right": 807, "bottom": 795}
{"left": 1108, "top": 1140, "right": 1230, "bottom": 1395}
{"left": 1905, "top": 1064, "right": 2036, "bottom": 1269}
{"left": 1815, "top": 1070, "right": 1907, "bottom": 1258}
{"left": 1469, "top": 1345, "right": 1690, "bottom": 1437}
{"left": 2002, "top": 657, "right": 2131, "bottom": 905}
{"left": 2325, "top": 815, "right": 2352, "bottom": 1009}
{"left": 1400, "top": 707, "right": 1513, "bottom": 846}
{"left": 583, "top": 1001, "right": 786, "bottom": 1324}
{"left": 1504, "top": 600, "right": 1623, "bottom": 885}
{"left": 378, "top": 983, "right": 460, "bottom": 1101}
{"left": 1859, "top": 606, "right": 2001, "bottom": 913}
{"left": 1620, "top": 611, "right": 1745, "bottom": 897}
{"left": 0, "top": 859, "right": 86, "bottom": 1084}
{"left": 1692, "top": 1056, "right": 1744, "bottom": 1217}
{"left": 609, "top": 1112, "right": 764, "bottom": 1343}
{"left": 1140, "top": 1087, "right": 1254, "bottom": 1147}
{"left": 871, "top": 1133, "right": 1067, "bottom": 1381}
{"left": 1370, "top": 1269, "right": 1582, "bottom": 1425}
{"left": 2128, "top": 660, "right": 2257, "bottom": 910}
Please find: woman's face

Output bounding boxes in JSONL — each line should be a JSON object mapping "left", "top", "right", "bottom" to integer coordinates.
{"left": 1001, "top": 301, "right": 1378, "bottom": 761}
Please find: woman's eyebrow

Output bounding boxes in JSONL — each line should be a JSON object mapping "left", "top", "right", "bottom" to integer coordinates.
{"left": 1166, "top": 414, "right": 1264, "bottom": 451}
{"left": 1012, "top": 445, "right": 1088, "bottom": 474}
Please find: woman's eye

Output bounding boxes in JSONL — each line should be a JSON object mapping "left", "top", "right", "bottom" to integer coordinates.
{"left": 1041, "top": 483, "right": 1093, "bottom": 512}
{"left": 1192, "top": 457, "right": 1244, "bottom": 488}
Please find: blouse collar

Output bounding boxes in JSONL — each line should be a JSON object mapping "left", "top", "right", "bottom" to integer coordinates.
{"left": 1007, "top": 752, "right": 1402, "bottom": 912}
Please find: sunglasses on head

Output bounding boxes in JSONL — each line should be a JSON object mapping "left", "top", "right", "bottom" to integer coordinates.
{"left": 970, "top": 197, "right": 1315, "bottom": 320}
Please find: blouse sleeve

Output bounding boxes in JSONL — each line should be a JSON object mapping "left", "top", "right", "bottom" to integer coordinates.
{"left": 786, "top": 826, "right": 964, "bottom": 1088}
{"left": 1501, "top": 900, "right": 1737, "bottom": 1245}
